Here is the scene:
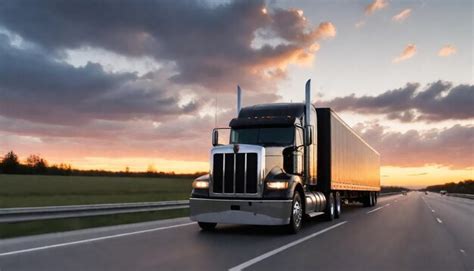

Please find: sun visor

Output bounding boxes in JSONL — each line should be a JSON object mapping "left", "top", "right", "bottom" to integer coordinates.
{"left": 229, "top": 116, "right": 297, "bottom": 128}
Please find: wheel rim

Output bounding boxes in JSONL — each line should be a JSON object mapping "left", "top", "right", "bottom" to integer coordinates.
{"left": 293, "top": 200, "right": 302, "bottom": 227}
{"left": 336, "top": 196, "right": 341, "bottom": 213}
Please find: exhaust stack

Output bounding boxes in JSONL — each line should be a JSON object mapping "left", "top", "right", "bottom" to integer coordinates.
{"left": 304, "top": 79, "right": 311, "bottom": 184}
{"left": 305, "top": 79, "right": 311, "bottom": 127}
{"left": 237, "top": 85, "right": 242, "bottom": 117}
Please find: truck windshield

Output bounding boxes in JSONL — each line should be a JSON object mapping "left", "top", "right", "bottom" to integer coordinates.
{"left": 230, "top": 127, "right": 294, "bottom": 146}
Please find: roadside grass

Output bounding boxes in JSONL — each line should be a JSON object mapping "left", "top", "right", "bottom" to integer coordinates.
{"left": 0, "top": 208, "right": 189, "bottom": 239}
{"left": 0, "top": 174, "right": 193, "bottom": 208}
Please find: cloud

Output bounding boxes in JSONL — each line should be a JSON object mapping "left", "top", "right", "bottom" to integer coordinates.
{"left": 392, "top": 9, "right": 412, "bottom": 22}
{"left": 365, "top": 0, "right": 388, "bottom": 15}
{"left": 393, "top": 44, "right": 416, "bottom": 63}
{"left": 438, "top": 45, "right": 457, "bottom": 57}
{"left": 319, "top": 81, "right": 474, "bottom": 122}
{"left": 0, "top": 35, "right": 201, "bottom": 125}
{"left": 0, "top": 0, "right": 335, "bottom": 94}
{"left": 355, "top": 122, "right": 474, "bottom": 169}
{"left": 355, "top": 20, "right": 366, "bottom": 28}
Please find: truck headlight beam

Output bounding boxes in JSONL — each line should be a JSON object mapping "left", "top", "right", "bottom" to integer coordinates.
{"left": 192, "top": 180, "right": 209, "bottom": 189}
{"left": 266, "top": 181, "right": 289, "bottom": 190}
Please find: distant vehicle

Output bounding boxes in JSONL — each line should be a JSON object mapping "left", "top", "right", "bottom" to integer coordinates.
{"left": 440, "top": 190, "right": 447, "bottom": 195}
{"left": 190, "top": 80, "right": 381, "bottom": 233}
{"left": 425, "top": 191, "right": 429, "bottom": 195}
{"left": 402, "top": 191, "right": 407, "bottom": 195}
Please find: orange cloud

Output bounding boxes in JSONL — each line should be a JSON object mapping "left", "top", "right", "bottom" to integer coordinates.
{"left": 393, "top": 44, "right": 416, "bottom": 63}
{"left": 365, "top": 0, "right": 388, "bottom": 15}
{"left": 392, "top": 9, "right": 412, "bottom": 22}
{"left": 438, "top": 45, "right": 457, "bottom": 57}
{"left": 315, "top": 22, "right": 337, "bottom": 39}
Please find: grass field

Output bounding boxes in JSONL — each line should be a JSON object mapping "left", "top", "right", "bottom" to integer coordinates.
{"left": 0, "top": 174, "right": 194, "bottom": 208}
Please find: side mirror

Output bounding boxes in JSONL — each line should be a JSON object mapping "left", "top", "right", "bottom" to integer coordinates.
{"left": 212, "top": 129, "right": 219, "bottom": 146}
{"left": 305, "top": 125, "right": 313, "bottom": 145}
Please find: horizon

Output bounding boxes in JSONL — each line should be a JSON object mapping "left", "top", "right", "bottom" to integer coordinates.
{"left": 0, "top": 0, "right": 472, "bottom": 187}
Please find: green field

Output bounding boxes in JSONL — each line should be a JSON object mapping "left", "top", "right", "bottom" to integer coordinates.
{"left": 0, "top": 174, "right": 193, "bottom": 208}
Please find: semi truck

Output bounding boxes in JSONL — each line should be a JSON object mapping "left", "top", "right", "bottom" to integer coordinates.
{"left": 190, "top": 80, "right": 380, "bottom": 233}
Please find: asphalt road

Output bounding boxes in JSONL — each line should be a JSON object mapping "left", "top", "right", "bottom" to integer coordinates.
{"left": 0, "top": 192, "right": 473, "bottom": 271}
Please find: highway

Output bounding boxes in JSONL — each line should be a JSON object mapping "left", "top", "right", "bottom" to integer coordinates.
{"left": 0, "top": 192, "right": 473, "bottom": 271}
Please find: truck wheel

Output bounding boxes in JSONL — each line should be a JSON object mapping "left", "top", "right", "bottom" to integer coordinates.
{"left": 334, "top": 192, "right": 341, "bottom": 219}
{"left": 286, "top": 192, "right": 303, "bottom": 234}
{"left": 325, "top": 193, "right": 335, "bottom": 221}
{"left": 198, "top": 222, "right": 217, "bottom": 231}
{"left": 373, "top": 193, "right": 377, "bottom": 206}
{"left": 363, "top": 192, "right": 371, "bottom": 207}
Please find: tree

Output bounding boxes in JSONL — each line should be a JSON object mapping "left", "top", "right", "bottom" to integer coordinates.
{"left": 1, "top": 151, "right": 20, "bottom": 174}
{"left": 25, "top": 154, "right": 48, "bottom": 174}
{"left": 147, "top": 164, "right": 157, "bottom": 175}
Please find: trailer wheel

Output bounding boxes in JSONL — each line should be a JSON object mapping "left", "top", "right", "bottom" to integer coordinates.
{"left": 374, "top": 193, "right": 378, "bottom": 205}
{"left": 325, "top": 193, "right": 335, "bottom": 221}
{"left": 363, "top": 192, "right": 371, "bottom": 207}
{"left": 198, "top": 222, "right": 217, "bottom": 231}
{"left": 334, "top": 192, "right": 341, "bottom": 219}
{"left": 286, "top": 192, "right": 303, "bottom": 234}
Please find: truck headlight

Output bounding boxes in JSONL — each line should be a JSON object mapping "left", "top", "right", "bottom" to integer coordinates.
{"left": 266, "top": 181, "right": 289, "bottom": 190}
{"left": 192, "top": 180, "right": 209, "bottom": 189}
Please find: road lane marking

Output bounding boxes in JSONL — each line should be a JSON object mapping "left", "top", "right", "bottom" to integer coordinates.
{"left": 0, "top": 222, "right": 196, "bottom": 257}
{"left": 421, "top": 197, "right": 435, "bottom": 213}
{"left": 367, "top": 206, "right": 384, "bottom": 214}
{"left": 228, "top": 221, "right": 348, "bottom": 271}
{"left": 366, "top": 203, "right": 390, "bottom": 214}
{"left": 436, "top": 218, "right": 443, "bottom": 224}
{"left": 460, "top": 249, "right": 466, "bottom": 256}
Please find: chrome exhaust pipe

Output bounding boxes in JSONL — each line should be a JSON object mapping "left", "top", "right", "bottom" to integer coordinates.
{"left": 237, "top": 85, "right": 242, "bottom": 117}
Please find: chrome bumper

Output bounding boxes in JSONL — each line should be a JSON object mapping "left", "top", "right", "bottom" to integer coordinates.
{"left": 189, "top": 198, "right": 292, "bottom": 225}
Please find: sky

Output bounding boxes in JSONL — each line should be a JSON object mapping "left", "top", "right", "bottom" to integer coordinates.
{"left": 0, "top": 0, "right": 472, "bottom": 188}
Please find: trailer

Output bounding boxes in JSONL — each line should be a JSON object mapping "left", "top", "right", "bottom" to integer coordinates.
{"left": 190, "top": 80, "right": 380, "bottom": 233}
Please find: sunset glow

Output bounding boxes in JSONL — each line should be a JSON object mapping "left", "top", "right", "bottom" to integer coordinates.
{"left": 0, "top": 0, "right": 472, "bottom": 187}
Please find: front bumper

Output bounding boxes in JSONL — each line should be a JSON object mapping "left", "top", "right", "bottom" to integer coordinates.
{"left": 189, "top": 198, "right": 292, "bottom": 225}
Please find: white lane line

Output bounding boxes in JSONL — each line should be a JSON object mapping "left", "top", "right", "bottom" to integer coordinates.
{"left": 436, "top": 218, "right": 443, "bottom": 224}
{"left": 421, "top": 197, "right": 436, "bottom": 213}
{"left": 0, "top": 222, "right": 196, "bottom": 257}
{"left": 228, "top": 221, "right": 348, "bottom": 271}
{"left": 366, "top": 203, "right": 390, "bottom": 214}
{"left": 367, "top": 206, "right": 384, "bottom": 214}
{"left": 459, "top": 249, "right": 466, "bottom": 256}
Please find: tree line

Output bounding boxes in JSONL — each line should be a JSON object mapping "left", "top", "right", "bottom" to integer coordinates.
{"left": 0, "top": 151, "right": 206, "bottom": 178}
{"left": 425, "top": 180, "right": 474, "bottom": 194}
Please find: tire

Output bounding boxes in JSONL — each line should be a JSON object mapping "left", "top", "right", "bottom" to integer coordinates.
{"left": 198, "top": 222, "right": 217, "bottom": 231}
{"left": 286, "top": 192, "right": 303, "bottom": 234}
{"left": 363, "top": 192, "right": 371, "bottom": 207}
{"left": 373, "top": 193, "right": 378, "bottom": 206}
{"left": 334, "top": 192, "right": 341, "bottom": 219}
{"left": 325, "top": 192, "right": 335, "bottom": 221}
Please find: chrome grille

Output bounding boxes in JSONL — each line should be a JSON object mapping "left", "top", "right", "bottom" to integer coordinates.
{"left": 212, "top": 152, "right": 258, "bottom": 195}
